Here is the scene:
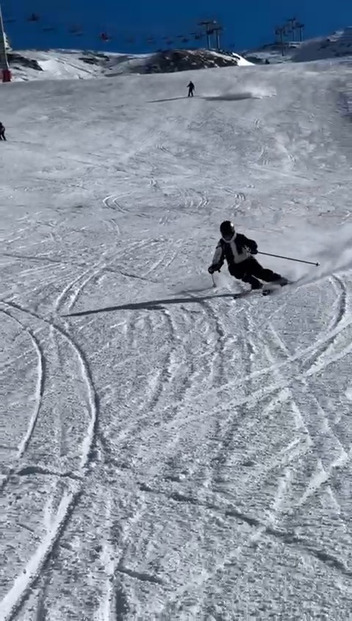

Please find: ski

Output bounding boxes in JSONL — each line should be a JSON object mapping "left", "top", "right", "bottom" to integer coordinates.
{"left": 262, "top": 280, "right": 295, "bottom": 296}
{"left": 233, "top": 280, "right": 295, "bottom": 299}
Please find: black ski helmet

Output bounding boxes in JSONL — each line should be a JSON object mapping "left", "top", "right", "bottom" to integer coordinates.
{"left": 220, "top": 220, "right": 235, "bottom": 240}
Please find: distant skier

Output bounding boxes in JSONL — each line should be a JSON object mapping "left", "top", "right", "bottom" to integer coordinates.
{"left": 0, "top": 122, "right": 6, "bottom": 141}
{"left": 187, "top": 81, "right": 195, "bottom": 97}
{"left": 208, "top": 220, "right": 288, "bottom": 291}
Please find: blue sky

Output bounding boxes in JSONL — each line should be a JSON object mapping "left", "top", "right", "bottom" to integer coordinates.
{"left": 2, "top": 0, "right": 352, "bottom": 53}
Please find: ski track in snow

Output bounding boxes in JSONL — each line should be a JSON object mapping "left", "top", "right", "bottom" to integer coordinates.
{"left": 0, "top": 295, "right": 101, "bottom": 620}
{"left": 6, "top": 300, "right": 99, "bottom": 471}
{"left": 156, "top": 271, "right": 352, "bottom": 610}
{"left": 0, "top": 307, "right": 45, "bottom": 487}
{"left": 262, "top": 325, "right": 352, "bottom": 562}
{"left": 300, "top": 273, "right": 348, "bottom": 373}
{"left": 54, "top": 236, "right": 157, "bottom": 316}
{"left": 187, "top": 275, "right": 352, "bottom": 414}
{"left": 2, "top": 58, "right": 352, "bottom": 619}
{"left": 160, "top": 279, "right": 352, "bottom": 614}
{"left": 4, "top": 272, "right": 348, "bottom": 618}
{"left": 0, "top": 485, "right": 82, "bottom": 621}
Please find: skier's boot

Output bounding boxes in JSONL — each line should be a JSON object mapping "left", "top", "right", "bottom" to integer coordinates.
{"left": 249, "top": 278, "right": 263, "bottom": 291}
{"left": 262, "top": 276, "right": 290, "bottom": 296}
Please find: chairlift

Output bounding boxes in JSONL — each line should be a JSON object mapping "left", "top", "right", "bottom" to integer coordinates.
{"left": 69, "top": 24, "right": 83, "bottom": 35}
{"left": 100, "top": 32, "right": 111, "bottom": 42}
{"left": 27, "top": 13, "right": 40, "bottom": 22}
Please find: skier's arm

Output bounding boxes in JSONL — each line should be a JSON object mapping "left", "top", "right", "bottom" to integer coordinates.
{"left": 208, "top": 241, "right": 224, "bottom": 273}
{"left": 241, "top": 234, "right": 258, "bottom": 254}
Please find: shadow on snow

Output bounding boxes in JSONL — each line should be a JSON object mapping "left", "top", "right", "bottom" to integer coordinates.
{"left": 147, "top": 96, "right": 189, "bottom": 103}
{"left": 147, "top": 93, "right": 261, "bottom": 104}
{"left": 202, "top": 92, "right": 262, "bottom": 102}
{"left": 64, "top": 291, "right": 248, "bottom": 317}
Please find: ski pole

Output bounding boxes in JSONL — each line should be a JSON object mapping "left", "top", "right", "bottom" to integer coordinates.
{"left": 258, "top": 251, "right": 319, "bottom": 266}
{"left": 211, "top": 273, "right": 216, "bottom": 288}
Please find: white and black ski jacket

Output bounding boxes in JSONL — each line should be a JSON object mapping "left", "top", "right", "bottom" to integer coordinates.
{"left": 211, "top": 233, "right": 258, "bottom": 268}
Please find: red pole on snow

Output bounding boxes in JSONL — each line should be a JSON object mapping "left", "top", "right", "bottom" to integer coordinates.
{"left": 0, "top": 4, "right": 11, "bottom": 83}
{"left": 2, "top": 68, "right": 11, "bottom": 82}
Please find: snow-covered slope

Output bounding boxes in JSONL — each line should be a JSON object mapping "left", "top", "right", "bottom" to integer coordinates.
{"left": 293, "top": 27, "right": 352, "bottom": 62}
{"left": 243, "top": 43, "right": 301, "bottom": 65}
{"left": 144, "top": 49, "right": 253, "bottom": 73}
{"left": 1, "top": 57, "right": 352, "bottom": 619}
{"left": 8, "top": 49, "right": 148, "bottom": 81}
{"left": 244, "top": 27, "right": 352, "bottom": 64}
{"left": 8, "top": 48, "right": 252, "bottom": 82}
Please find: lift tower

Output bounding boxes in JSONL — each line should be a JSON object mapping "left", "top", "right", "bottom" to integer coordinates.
{"left": 0, "top": 3, "right": 11, "bottom": 82}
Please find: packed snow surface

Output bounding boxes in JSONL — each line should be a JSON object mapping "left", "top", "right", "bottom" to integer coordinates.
{"left": 293, "top": 27, "right": 352, "bottom": 62}
{"left": 243, "top": 27, "right": 352, "bottom": 65}
{"left": 9, "top": 48, "right": 252, "bottom": 82}
{"left": 8, "top": 49, "right": 145, "bottom": 81}
{"left": 1, "top": 57, "right": 352, "bottom": 620}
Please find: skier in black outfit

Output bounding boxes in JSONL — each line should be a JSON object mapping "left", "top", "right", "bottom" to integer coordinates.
{"left": 187, "top": 81, "right": 195, "bottom": 97}
{"left": 208, "top": 221, "right": 288, "bottom": 291}
{"left": 0, "top": 122, "right": 6, "bottom": 141}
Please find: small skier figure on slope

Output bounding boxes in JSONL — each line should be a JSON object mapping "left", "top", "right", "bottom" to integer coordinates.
{"left": 0, "top": 122, "right": 6, "bottom": 141}
{"left": 187, "top": 81, "right": 195, "bottom": 97}
{"left": 208, "top": 221, "right": 288, "bottom": 291}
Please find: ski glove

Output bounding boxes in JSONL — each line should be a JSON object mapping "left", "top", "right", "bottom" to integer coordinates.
{"left": 208, "top": 264, "right": 221, "bottom": 274}
{"left": 246, "top": 245, "right": 258, "bottom": 255}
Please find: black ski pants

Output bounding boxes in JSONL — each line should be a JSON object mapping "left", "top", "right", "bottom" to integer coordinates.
{"left": 0, "top": 132, "right": 6, "bottom": 141}
{"left": 188, "top": 89, "right": 194, "bottom": 97}
{"left": 228, "top": 257, "right": 281, "bottom": 288}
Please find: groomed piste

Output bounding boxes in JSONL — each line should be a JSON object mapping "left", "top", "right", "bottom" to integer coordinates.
{"left": 1, "top": 49, "right": 352, "bottom": 619}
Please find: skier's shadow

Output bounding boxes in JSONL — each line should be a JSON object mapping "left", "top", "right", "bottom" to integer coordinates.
{"left": 147, "top": 96, "right": 188, "bottom": 103}
{"left": 65, "top": 291, "right": 248, "bottom": 318}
